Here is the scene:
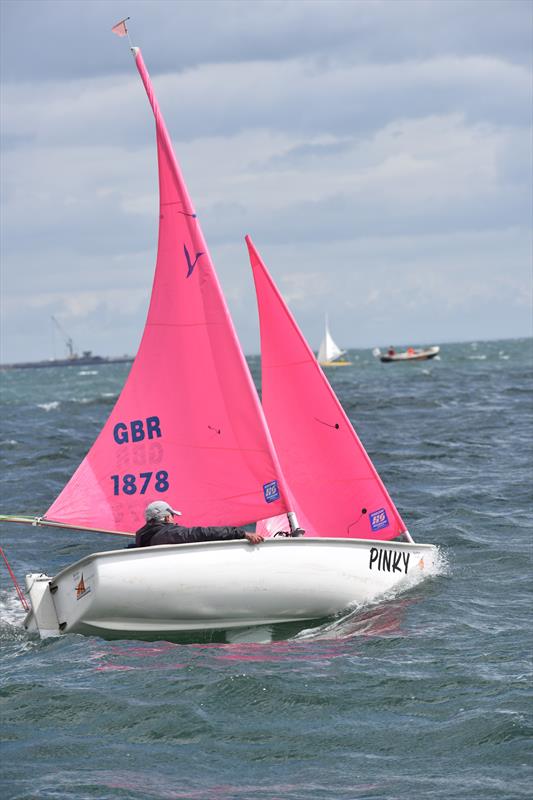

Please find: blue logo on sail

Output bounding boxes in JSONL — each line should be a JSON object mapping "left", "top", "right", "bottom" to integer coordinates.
{"left": 184, "top": 244, "right": 205, "bottom": 278}
{"left": 369, "top": 508, "right": 389, "bottom": 532}
{"left": 263, "top": 480, "right": 280, "bottom": 503}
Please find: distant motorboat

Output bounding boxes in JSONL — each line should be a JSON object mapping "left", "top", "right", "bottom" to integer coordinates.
{"left": 318, "top": 316, "right": 352, "bottom": 366}
{"left": 373, "top": 346, "right": 440, "bottom": 363}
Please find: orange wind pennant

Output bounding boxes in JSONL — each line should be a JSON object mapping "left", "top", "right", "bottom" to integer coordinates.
{"left": 111, "top": 18, "right": 129, "bottom": 37}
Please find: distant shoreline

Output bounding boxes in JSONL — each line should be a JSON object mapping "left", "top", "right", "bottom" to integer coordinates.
{"left": 1, "top": 355, "right": 134, "bottom": 371}
{"left": 1, "top": 336, "right": 530, "bottom": 370}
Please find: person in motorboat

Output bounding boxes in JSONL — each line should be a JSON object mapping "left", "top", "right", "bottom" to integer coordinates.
{"left": 134, "top": 500, "right": 266, "bottom": 547}
{"left": 388, "top": 346, "right": 396, "bottom": 357}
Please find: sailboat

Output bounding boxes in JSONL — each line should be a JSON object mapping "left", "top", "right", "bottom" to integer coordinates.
{"left": 2, "top": 43, "right": 437, "bottom": 640}
{"left": 317, "top": 316, "right": 352, "bottom": 366}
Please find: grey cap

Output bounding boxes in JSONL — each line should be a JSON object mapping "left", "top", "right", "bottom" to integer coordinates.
{"left": 144, "top": 500, "right": 182, "bottom": 522}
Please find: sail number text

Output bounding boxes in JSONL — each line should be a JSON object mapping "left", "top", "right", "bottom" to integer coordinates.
{"left": 111, "top": 470, "right": 169, "bottom": 495}
{"left": 113, "top": 416, "right": 162, "bottom": 444}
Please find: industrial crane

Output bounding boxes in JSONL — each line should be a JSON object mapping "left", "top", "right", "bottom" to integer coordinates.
{"left": 51, "top": 316, "right": 77, "bottom": 360}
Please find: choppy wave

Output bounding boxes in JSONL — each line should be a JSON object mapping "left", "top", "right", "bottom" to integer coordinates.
{"left": 0, "top": 339, "right": 531, "bottom": 800}
{"left": 37, "top": 400, "right": 60, "bottom": 412}
{"left": 0, "top": 589, "right": 27, "bottom": 632}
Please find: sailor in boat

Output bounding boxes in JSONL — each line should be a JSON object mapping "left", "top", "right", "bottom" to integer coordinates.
{"left": 134, "top": 501, "right": 265, "bottom": 548}
{"left": 388, "top": 346, "right": 396, "bottom": 357}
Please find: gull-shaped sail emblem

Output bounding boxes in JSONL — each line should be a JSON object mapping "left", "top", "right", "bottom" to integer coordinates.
{"left": 184, "top": 244, "right": 205, "bottom": 278}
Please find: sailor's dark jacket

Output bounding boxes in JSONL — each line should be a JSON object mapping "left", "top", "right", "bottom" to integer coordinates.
{"left": 134, "top": 520, "right": 248, "bottom": 548}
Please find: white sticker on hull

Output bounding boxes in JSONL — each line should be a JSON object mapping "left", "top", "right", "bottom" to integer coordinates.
{"left": 73, "top": 571, "right": 91, "bottom": 600}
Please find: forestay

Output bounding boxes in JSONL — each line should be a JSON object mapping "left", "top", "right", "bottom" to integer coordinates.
{"left": 45, "top": 49, "right": 291, "bottom": 534}
{"left": 246, "top": 236, "right": 408, "bottom": 542}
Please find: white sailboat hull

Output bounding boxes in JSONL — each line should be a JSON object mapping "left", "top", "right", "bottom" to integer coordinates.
{"left": 318, "top": 358, "right": 352, "bottom": 367}
{"left": 24, "top": 538, "right": 437, "bottom": 640}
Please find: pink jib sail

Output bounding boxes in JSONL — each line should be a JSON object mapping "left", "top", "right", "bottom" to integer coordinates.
{"left": 45, "top": 50, "right": 291, "bottom": 534}
{"left": 246, "top": 236, "right": 408, "bottom": 542}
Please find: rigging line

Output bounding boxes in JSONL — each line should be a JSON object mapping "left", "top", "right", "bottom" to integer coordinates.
{"left": 0, "top": 515, "right": 133, "bottom": 538}
{"left": 0, "top": 546, "right": 29, "bottom": 611}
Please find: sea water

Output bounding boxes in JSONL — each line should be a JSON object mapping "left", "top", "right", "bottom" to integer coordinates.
{"left": 0, "top": 339, "right": 531, "bottom": 799}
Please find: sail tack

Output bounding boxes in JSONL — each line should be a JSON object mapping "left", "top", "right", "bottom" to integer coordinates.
{"left": 45, "top": 50, "right": 290, "bottom": 534}
{"left": 246, "top": 236, "right": 407, "bottom": 542}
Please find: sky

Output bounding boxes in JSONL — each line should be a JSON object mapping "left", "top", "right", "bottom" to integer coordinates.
{"left": 0, "top": 0, "right": 531, "bottom": 362}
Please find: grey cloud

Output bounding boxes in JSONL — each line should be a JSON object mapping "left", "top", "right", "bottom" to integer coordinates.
{"left": 3, "top": 54, "right": 529, "bottom": 155}
{"left": 201, "top": 185, "right": 529, "bottom": 248}
{"left": 230, "top": 228, "right": 531, "bottom": 350}
{"left": 1, "top": 0, "right": 530, "bottom": 83}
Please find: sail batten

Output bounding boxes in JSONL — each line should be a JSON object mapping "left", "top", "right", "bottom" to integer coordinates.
{"left": 45, "top": 50, "right": 292, "bottom": 534}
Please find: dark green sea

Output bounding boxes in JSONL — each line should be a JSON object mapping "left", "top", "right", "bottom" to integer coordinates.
{"left": 1, "top": 338, "right": 531, "bottom": 799}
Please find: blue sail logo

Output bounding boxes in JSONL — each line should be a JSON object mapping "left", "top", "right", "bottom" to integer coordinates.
{"left": 369, "top": 508, "right": 389, "bottom": 532}
{"left": 263, "top": 481, "right": 280, "bottom": 503}
{"left": 184, "top": 244, "right": 205, "bottom": 278}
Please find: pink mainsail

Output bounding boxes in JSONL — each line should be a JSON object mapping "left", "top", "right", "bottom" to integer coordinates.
{"left": 246, "top": 236, "right": 408, "bottom": 542}
{"left": 45, "top": 50, "right": 291, "bottom": 534}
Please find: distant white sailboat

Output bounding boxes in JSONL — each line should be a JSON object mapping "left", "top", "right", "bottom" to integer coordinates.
{"left": 318, "top": 315, "right": 352, "bottom": 366}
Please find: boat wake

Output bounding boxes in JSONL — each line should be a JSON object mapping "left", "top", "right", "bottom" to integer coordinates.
{"left": 0, "top": 589, "right": 27, "bottom": 636}
{"left": 294, "top": 546, "right": 448, "bottom": 641}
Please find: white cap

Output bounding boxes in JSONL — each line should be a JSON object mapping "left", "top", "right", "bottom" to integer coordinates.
{"left": 144, "top": 500, "right": 182, "bottom": 522}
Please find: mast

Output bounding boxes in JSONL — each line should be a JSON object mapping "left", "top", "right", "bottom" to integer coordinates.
{"left": 131, "top": 46, "right": 301, "bottom": 536}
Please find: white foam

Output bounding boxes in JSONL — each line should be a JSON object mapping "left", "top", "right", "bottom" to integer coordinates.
{"left": 225, "top": 625, "right": 274, "bottom": 644}
{"left": 294, "top": 546, "right": 448, "bottom": 641}
{"left": 37, "top": 401, "right": 60, "bottom": 412}
{"left": 0, "top": 589, "right": 27, "bottom": 629}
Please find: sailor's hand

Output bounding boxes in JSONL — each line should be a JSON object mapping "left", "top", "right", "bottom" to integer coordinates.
{"left": 245, "top": 532, "right": 264, "bottom": 545}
